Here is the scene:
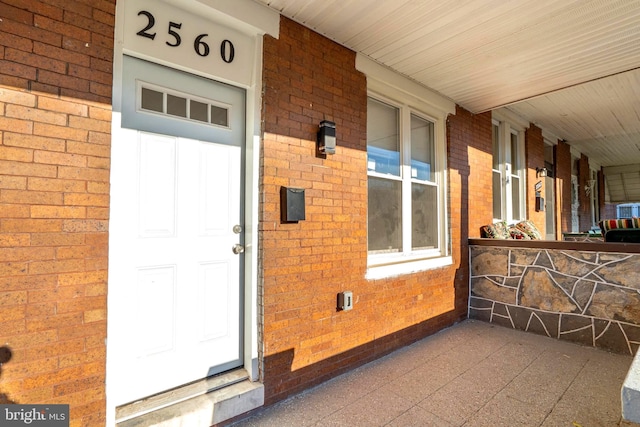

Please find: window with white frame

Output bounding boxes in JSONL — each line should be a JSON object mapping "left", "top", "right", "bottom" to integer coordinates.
{"left": 366, "top": 95, "right": 447, "bottom": 269}
{"left": 492, "top": 119, "right": 525, "bottom": 223}
{"left": 357, "top": 54, "right": 453, "bottom": 277}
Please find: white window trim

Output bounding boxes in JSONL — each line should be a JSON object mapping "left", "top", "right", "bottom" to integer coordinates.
{"left": 358, "top": 55, "right": 454, "bottom": 278}
{"left": 491, "top": 115, "right": 526, "bottom": 224}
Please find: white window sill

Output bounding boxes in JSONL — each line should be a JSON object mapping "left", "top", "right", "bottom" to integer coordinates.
{"left": 365, "top": 256, "right": 453, "bottom": 280}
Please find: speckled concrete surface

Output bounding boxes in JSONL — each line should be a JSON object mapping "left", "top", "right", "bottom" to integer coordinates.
{"left": 230, "top": 320, "right": 633, "bottom": 427}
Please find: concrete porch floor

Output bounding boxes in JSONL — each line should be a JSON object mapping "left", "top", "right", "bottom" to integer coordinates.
{"left": 230, "top": 319, "right": 633, "bottom": 427}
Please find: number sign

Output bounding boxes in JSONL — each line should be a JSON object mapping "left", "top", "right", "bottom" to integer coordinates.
{"left": 123, "top": 0, "right": 254, "bottom": 86}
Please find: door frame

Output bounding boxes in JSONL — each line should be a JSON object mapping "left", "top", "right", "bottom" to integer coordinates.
{"left": 107, "top": 1, "right": 279, "bottom": 424}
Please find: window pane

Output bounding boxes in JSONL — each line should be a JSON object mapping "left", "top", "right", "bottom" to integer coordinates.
{"left": 368, "top": 177, "right": 402, "bottom": 252}
{"left": 510, "top": 132, "right": 518, "bottom": 167}
{"left": 367, "top": 98, "right": 400, "bottom": 176}
{"left": 511, "top": 176, "right": 520, "bottom": 219}
{"left": 211, "top": 105, "right": 229, "bottom": 126}
{"left": 411, "top": 114, "right": 435, "bottom": 181}
{"left": 492, "top": 124, "right": 500, "bottom": 170}
{"left": 412, "top": 183, "right": 437, "bottom": 249}
{"left": 167, "top": 94, "right": 187, "bottom": 117}
{"left": 190, "top": 100, "right": 208, "bottom": 122}
{"left": 493, "top": 171, "right": 502, "bottom": 219}
{"left": 141, "top": 88, "right": 163, "bottom": 113}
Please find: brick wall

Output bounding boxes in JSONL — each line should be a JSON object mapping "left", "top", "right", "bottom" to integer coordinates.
{"left": 525, "top": 124, "right": 545, "bottom": 234}
{"left": 260, "top": 17, "right": 467, "bottom": 404}
{"left": 447, "top": 106, "right": 493, "bottom": 238}
{"left": 0, "top": 1, "right": 113, "bottom": 425}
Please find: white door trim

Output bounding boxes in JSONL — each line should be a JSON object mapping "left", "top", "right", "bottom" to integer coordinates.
{"left": 108, "top": 0, "right": 270, "bottom": 424}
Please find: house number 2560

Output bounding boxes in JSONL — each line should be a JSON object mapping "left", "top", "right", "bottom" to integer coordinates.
{"left": 136, "top": 10, "right": 235, "bottom": 63}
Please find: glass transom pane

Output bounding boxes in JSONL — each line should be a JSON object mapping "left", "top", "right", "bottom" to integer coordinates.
{"left": 141, "top": 88, "right": 163, "bottom": 113}
{"left": 190, "top": 100, "right": 208, "bottom": 122}
{"left": 211, "top": 105, "right": 229, "bottom": 127}
{"left": 167, "top": 94, "right": 187, "bottom": 117}
{"left": 410, "top": 114, "right": 435, "bottom": 182}
{"left": 367, "top": 98, "right": 400, "bottom": 176}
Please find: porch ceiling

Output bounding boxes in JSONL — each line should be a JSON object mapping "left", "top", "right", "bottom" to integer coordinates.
{"left": 253, "top": 0, "right": 640, "bottom": 202}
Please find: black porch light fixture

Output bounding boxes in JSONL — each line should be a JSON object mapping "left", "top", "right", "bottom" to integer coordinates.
{"left": 536, "top": 167, "right": 548, "bottom": 178}
{"left": 317, "top": 120, "right": 336, "bottom": 155}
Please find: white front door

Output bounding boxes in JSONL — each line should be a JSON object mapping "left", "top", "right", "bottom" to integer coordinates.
{"left": 108, "top": 56, "right": 245, "bottom": 406}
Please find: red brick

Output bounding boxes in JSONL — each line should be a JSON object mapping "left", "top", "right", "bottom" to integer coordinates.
{"left": 33, "top": 122, "right": 88, "bottom": 142}
{"left": 5, "top": 48, "right": 67, "bottom": 74}
{"left": 38, "top": 95, "right": 88, "bottom": 116}
{"left": 0, "top": 31, "right": 32, "bottom": 54}
{"left": 34, "top": 14, "right": 91, "bottom": 42}
{"left": 0, "top": 87, "right": 37, "bottom": 107}
{"left": 0, "top": 233, "right": 30, "bottom": 247}
{"left": 0, "top": 247, "right": 54, "bottom": 262}
{"left": 0, "top": 290, "right": 28, "bottom": 306}
{"left": 33, "top": 41, "right": 89, "bottom": 68}
{"left": 68, "top": 115, "right": 110, "bottom": 133}
{"left": 3, "top": 0, "right": 64, "bottom": 20}
{"left": 61, "top": 219, "right": 107, "bottom": 233}
{"left": 6, "top": 103, "right": 67, "bottom": 125}
{"left": 1, "top": 218, "right": 62, "bottom": 233}
{"left": 0, "top": 159, "right": 57, "bottom": 178}
{"left": 0, "top": 116, "right": 34, "bottom": 134}
{"left": 0, "top": 176, "right": 27, "bottom": 190}
{"left": 86, "top": 156, "right": 109, "bottom": 169}
{"left": 27, "top": 177, "right": 86, "bottom": 193}
{"left": 34, "top": 150, "right": 87, "bottom": 167}
{"left": 0, "top": 19, "right": 61, "bottom": 46}
{"left": 0, "top": 146, "right": 33, "bottom": 162}
{"left": 30, "top": 232, "right": 84, "bottom": 246}
{"left": 37, "top": 69, "right": 90, "bottom": 92}
{"left": 28, "top": 258, "right": 85, "bottom": 275}
{"left": 57, "top": 166, "right": 109, "bottom": 182}
{"left": 1, "top": 189, "right": 63, "bottom": 205}
{"left": 30, "top": 205, "right": 86, "bottom": 218}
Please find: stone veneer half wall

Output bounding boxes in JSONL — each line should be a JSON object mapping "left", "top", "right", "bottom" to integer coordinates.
{"left": 469, "top": 240, "right": 640, "bottom": 355}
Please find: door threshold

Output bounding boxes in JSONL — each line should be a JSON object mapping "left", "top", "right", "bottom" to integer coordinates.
{"left": 116, "top": 368, "right": 264, "bottom": 426}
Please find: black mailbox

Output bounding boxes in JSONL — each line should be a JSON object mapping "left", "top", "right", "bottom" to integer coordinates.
{"left": 280, "top": 187, "right": 305, "bottom": 222}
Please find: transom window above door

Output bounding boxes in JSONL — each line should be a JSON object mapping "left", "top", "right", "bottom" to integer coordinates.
{"left": 139, "top": 83, "right": 230, "bottom": 128}
{"left": 121, "top": 55, "right": 245, "bottom": 147}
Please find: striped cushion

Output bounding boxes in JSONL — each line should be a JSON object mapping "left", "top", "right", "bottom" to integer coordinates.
{"left": 599, "top": 219, "right": 634, "bottom": 233}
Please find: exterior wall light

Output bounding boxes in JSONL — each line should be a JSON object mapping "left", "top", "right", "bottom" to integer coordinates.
{"left": 536, "top": 167, "right": 548, "bottom": 178}
{"left": 317, "top": 120, "right": 336, "bottom": 155}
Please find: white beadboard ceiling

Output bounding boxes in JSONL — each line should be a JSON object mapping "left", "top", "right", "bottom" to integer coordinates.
{"left": 254, "top": 0, "right": 640, "bottom": 202}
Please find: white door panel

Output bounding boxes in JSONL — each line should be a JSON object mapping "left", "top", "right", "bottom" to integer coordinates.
{"left": 109, "top": 56, "right": 245, "bottom": 407}
{"left": 109, "top": 132, "right": 242, "bottom": 406}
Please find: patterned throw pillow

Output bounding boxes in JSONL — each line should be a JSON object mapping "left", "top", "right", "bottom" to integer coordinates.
{"left": 508, "top": 225, "right": 531, "bottom": 240}
{"left": 515, "top": 220, "right": 543, "bottom": 240}
{"left": 481, "top": 221, "right": 511, "bottom": 239}
{"left": 633, "top": 217, "right": 640, "bottom": 228}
